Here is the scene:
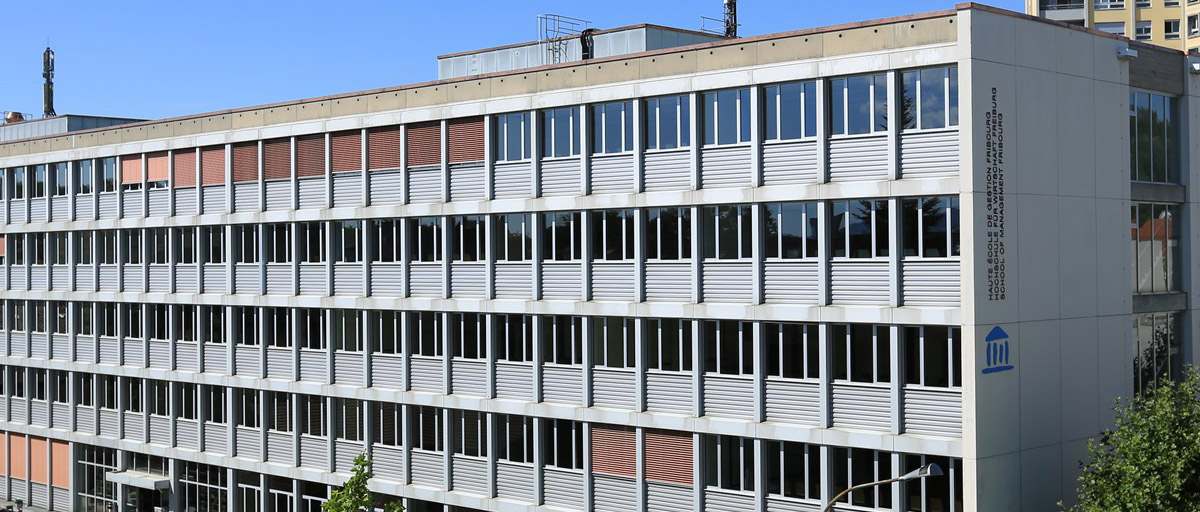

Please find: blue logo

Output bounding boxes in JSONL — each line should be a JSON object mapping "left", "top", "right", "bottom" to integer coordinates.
{"left": 982, "top": 326, "right": 1014, "bottom": 374}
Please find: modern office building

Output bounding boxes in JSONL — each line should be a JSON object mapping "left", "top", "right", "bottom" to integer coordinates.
{"left": 0, "top": 3, "right": 1191, "bottom": 511}
{"left": 1028, "top": 0, "right": 1200, "bottom": 51}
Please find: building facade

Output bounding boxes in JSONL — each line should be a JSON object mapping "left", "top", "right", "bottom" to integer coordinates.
{"left": 0, "top": 4, "right": 1192, "bottom": 512}
{"left": 1028, "top": 0, "right": 1200, "bottom": 51}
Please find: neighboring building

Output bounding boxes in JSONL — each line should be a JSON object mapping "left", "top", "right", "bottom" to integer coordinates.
{"left": 0, "top": 3, "right": 1191, "bottom": 512}
{"left": 0, "top": 114, "right": 140, "bottom": 143}
{"left": 1027, "top": 0, "right": 1200, "bottom": 51}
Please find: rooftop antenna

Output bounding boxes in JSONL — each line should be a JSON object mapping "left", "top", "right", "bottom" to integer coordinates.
{"left": 538, "top": 14, "right": 591, "bottom": 65}
{"left": 42, "top": 46, "right": 55, "bottom": 117}
{"left": 701, "top": 0, "right": 740, "bottom": 38}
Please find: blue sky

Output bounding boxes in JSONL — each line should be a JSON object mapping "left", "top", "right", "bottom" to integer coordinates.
{"left": 0, "top": 0, "right": 1021, "bottom": 121}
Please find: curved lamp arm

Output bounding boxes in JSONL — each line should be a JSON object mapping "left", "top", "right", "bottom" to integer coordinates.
{"left": 820, "top": 463, "right": 942, "bottom": 512}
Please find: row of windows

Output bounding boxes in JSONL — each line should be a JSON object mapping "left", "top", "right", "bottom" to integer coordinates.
{"left": 0, "top": 304, "right": 962, "bottom": 387}
{"left": 1131, "top": 202, "right": 1179, "bottom": 294}
{"left": 0, "top": 197, "right": 960, "bottom": 265}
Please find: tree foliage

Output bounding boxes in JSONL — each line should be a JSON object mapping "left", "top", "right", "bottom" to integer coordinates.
{"left": 1065, "top": 368, "right": 1200, "bottom": 511}
{"left": 322, "top": 454, "right": 404, "bottom": 512}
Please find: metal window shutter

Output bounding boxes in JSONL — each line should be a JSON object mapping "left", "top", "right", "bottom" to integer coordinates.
{"left": 406, "top": 122, "right": 441, "bottom": 168}
{"left": 331, "top": 130, "right": 361, "bottom": 172}
{"left": 447, "top": 117, "right": 484, "bottom": 163}
{"left": 174, "top": 148, "right": 197, "bottom": 187}
{"left": 368, "top": 126, "right": 401, "bottom": 170}
{"left": 120, "top": 154, "right": 142, "bottom": 184}
{"left": 296, "top": 134, "right": 325, "bottom": 177}
{"left": 263, "top": 138, "right": 291, "bottom": 181}
{"left": 200, "top": 146, "right": 226, "bottom": 186}
{"left": 146, "top": 152, "right": 169, "bottom": 182}
{"left": 591, "top": 425, "right": 636, "bottom": 477}
{"left": 50, "top": 441, "right": 68, "bottom": 489}
{"left": 644, "top": 430, "right": 693, "bottom": 485}
{"left": 29, "top": 437, "right": 46, "bottom": 484}
{"left": 8, "top": 434, "right": 25, "bottom": 479}
{"left": 0, "top": 235, "right": 6, "bottom": 258}
{"left": 232, "top": 142, "right": 258, "bottom": 183}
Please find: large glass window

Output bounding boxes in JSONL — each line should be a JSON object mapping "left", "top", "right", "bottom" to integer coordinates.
{"left": 371, "top": 219, "right": 400, "bottom": 263}
{"left": 495, "top": 213, "right": 532, "bottom": 262}
{"left": 296, "top": 222, "right": 325, "bottom": 263}
{"left": 179, "top": 461, "right": 228, "bottom": 512}
{"left": 330, "top": 309, "right": 360, "bottom": 352}
{"left": 542, "top": 107, "right": 581, "bottom": 158}
{"left": 832, "top": 199, "right": 889, "bottom": 258}
{"left": 76, "top": 159, "right": 94, "bottom": 195}
{"left": 591, "top": 317, "right": 635, "bottom": 369}
{"left": 373, "top": 311, "right": 399, "bottom": 354}
{"left": 592, "top": 101, "right": 634, "bottom": 154}
{"left": 645, "top": 94, "right": 691, "bottom": 150}
{"left": 901, "top": 66, "right": 959, "bottom": 130}
{"left": 832, "top": 324, "right": 891, "bottom": 384}
{"left": 496, "top": 414, "right": 534, "bottom": 463}
{"left": 766, "top": 441, "right": 821, "bottom": 501}
{"left": 411, "top": 406, "right": 444, "bottom": 452}
{"left": 764, "top": 81, "right": 817, "bottom": 141}
{"left": 542, "top": 315, "right": 583, "bottom": 365}
{"left": 495, "top": 112, "right": 532, "bottom": 162}
{"left": 78, "top": 446, "right": 118, "bottom": 512}
{"left": 411, "top": 311, "right": 443, "bottom": 357}
{"left": 701, "top": 204, "right": 752, "bottom": 260}
{"left": 902, "top": 455, "right": 965, "bottom": 512}
{"left": 100, "top": 157, "right": 118, "bottom": 193}
{"left": 409, "top": 217, "right": 442, "bottom": 262}
{"left": 297, "top": 309, "right": 326, "bottom": 351}
{"left": 372, "top": 401, "right": 402, "bottom": 446}
{"left": 703, "top": 88, "right": 752, "bottom": 145}
{"left": 299, "top": 394, "right": 326, "bottom": 437}
{"left": 494, "top": 314, "right": 533, "bottom": 363}
{"left": 451, "top": 215, "right": 485, "bottom": 262}
{"left": 264, "top": 224, "right": 291, "bottom": 264}
{"left": 543, "top": 418, "right": 584, "bottom": 469}
{"left": 902, "top": 196, "right": 960, "bottom": 258}
{"left": 765, "top": 323, "right": 819, "bottom": 379}
{"left": 904, "top": 326, "right": 962, "bottom": 388}
{"left": 31, "top": 164, "right": 46, "bottom": 198}
{"left": 832, "top": 448, "right": 892, "bottom": 508}
{"left": 703, "top": 320, "right": 753, "bottom": 376}
{"left": 332, "top": 221, "right": 362, "bottom": 263}
{"left": 830, "top": 74, "right": 888, "bottom": 135}
{"left": 1133, "top": 312, "right": 1182, "bottom": 394}
{"left": 646, "top": 207, "right": 691, "bottom": 261}
{"left": 454, "top": 410, "right": 487, "bottom": 457}
{"left": 591, "top": 209, "right": 635, "bottom": 261}
{"left": 202, "top": 226, "right": 225, "bottom": 264}
{"left": 450, "top": 313, "right": 485, "bottom": 360}
{"left": 53, "top": 162, "right": 69, "bottom": 196}
{"left": 267, "top": 392, "right": 292, "bottom": 432}
{"left": 645, "top": 318, "right": 692, "bottom": 372}
{"left": 543, "top": 212, "right": 582, "bottom": 261}
{"left": 765, "top": 202, "right": 818, "bottom": 259}
{"left": 334, "top": 398, "right": 363, "bottom": 442}
{"left": 1131, "top": 203, "right": 1180, "bottom": 293}
{"left": 1130, "top": 91, "right": 1179, "bottom": 183}
{"left": 703, "top": 434, "right": 755, "bottom": 491}
{"left": 10, "top": 167, "right": 24, "bottom": 199}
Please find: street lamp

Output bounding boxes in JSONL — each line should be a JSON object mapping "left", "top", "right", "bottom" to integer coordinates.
{"left": 821, "top": 463, "right": 943, "bottom": 512}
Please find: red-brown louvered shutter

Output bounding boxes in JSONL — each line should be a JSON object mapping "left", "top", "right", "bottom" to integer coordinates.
{"left": 367, "top": 126, "right": 401, "bottom": 170}
{"left": 146, "top": 152, "right": 169, "bottom": 183}
{"left": 30, "top": 437, "right": 47, "bottom": 484}
{"left": 119, "top": 154, "right": 142, "bottom": 184}
{"left": 174, "top": 148, "right": 197, "bottom": 187}
{"left": 447, "top": 117, "right": 484, "bottom": 164}
{"left": 232, "top": 142, "right": 258, "bottom": 182}
{"left": 263, "top": 138, "right": 291, "bottom": 181}
{"left": 0, "top": 236, "right": 7, "bottom": 258}
{"left": 591, "top": 425, "right": 636, "bottom": 477}
{"left": 406, "top": 122, "right": 441, "bottom": 168}
{"left": 331, "top": 130, "right": 362, "bottom": 172}
{"left": 645, "top": 430, "right": 693, "bottom": 484}
{"left": 295, "top": 134, "right": 325, "bottom": 177}
{"left": 200, "top": 145, "right": 226, "bottom": 186}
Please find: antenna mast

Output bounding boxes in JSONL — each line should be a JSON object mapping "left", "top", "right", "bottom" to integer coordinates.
{"left": 43, "top": 47, "right": 55, "bottom": 117}
{"left": 724, "top": 0, "right": 738, "bottom": 38}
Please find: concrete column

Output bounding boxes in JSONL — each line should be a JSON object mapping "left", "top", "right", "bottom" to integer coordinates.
{"left": 634, "top": 208, "right": 646, "bottom": 303}
{"left": 581, "top": 316, "right": 593, "bottom": 407}
{"left": 816, "top": 78, "right": 829, "bottom": 183}
{"left": 689, "top": 92, "right": 702, "bottom": 190}
{"left": 818, "top": 323, "right": 833, "bottom": 427}
{"left": 530, "top": 110, "right": 542, "bottom": 197}
{"left": 580, "top": 104, "right": 591, "bottom": 195}
{"left": 750, "top": 85, "right": 763, "bottom": 188}
{"left": 890, "top": 325, "right": 904, "bottom": 435}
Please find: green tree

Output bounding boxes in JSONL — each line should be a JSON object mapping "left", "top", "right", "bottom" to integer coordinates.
{"left": 322, "top": 454, "right": 404, "bottom": 512}
{"left": 1064, "top": 368, "right": 1200, "bottom": 511}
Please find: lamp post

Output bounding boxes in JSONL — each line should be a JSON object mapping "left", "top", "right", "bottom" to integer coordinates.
{"left": 821, "top": 463, "right": 943, "bottom": 512}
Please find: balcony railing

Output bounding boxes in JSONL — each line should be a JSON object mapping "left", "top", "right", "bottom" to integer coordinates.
{"left": 1041, "top": 0, "right": 1085, "bottom": 9}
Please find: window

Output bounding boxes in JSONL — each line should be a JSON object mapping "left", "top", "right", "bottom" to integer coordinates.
{"left": 832, "top": 324, "right": 891, "bottom": 383}
{"left": 543, "top": 211, "right": 582, "bottom": 261}
{"left": 1094, "top": 0, "right": 1125, "bottom": 8}
{"left": 411, "top": 406, "right": 443, "bottom": 452}
{"left": 1190, "top": 15, "right": 1199, "bottom": 37}
{"left": 645, "top": 94, "right": 691, "bottom": 150}
{"left": 147, "top": 228, "right": 169, "bottom": 264}
{"left": 99, "top": 303, "right": 117, "bottom": 338}
{"left": 30, "top": 233, "right": 47, "bottom": 265}
{"left": 1165, "top": 20, "right": 1180, "bottom": 39}
{"left": 371, "top": 219, "right": 401, "bottom": 263}
{"left": 100, "top": 157, "right": 118, "bottom": 193}
{"left": 701, "top": 204, "right": 752, "bottom": 260}
{"left": 51, "top": 370, "right": 69, "bottom": 403}
{"left": 30, "top": 369, "right": 47, "bottom": 401}
{"left": 454, "top": 410, "right": 487, "bottom": 457}
{"left": 591, "top": 209, "right": 635, "bottom": 261}
{"left": 332, "top": 310, "right": 361, "bottom": 352}
{"left": 450, "top": 313, "right": 485, "bottom": 359}
{"left": 1133, "top": 312, "right": 1182, "bottom": 394}
{"left": 173, "top": 227, "right": 196, "bottom": 264}
{"left": 264, "top": 224, "right": 291, "bottom": 263}
{"left": 904, "top": 326, "right": 962, "bottom": 388}
{"left": 299, "top": 395, "right": 326, "bottom": 436}
{"left": 372, "top": 402, "right": 402, "bottom": 446}
{"left": 765, "top": 202, "right": 818, "bottom": 259}
{"left": 903, "top": 455, "right": 964, "bottom": 512}
{"left": 496, "top": 414, "right": 534, "bottom": 463}
{"left": 1135, "top": 21, "right": 1151, "bottom": 40}
{"left": 176, "top": 305, "right": 197, "bottom": 342}
{"left": 267, "top": 392, "right": 292, "bottom": 432}
{"left": 77, "top": 374, "right": 95, "bottom": 407}
{"left": 297, "top": 309, "right": 326, "bottom": 350}
{"left": 179, "top": 462, "right": 228, "bottom": 512}
{"left": 645, "top": 318, "right": 692, "bottom": 372}
{"left": 543, "top": 418, "right": 584, "bottom": 469}
{"left": 98, "top": 230, "right": 118, "bottom": 265}
{"left": 202, "top": 226, "right": 225, "bottom": 264}
{"left": 411, "top": 311, "right": 443, "bottom": 357}
{"left": 592, "top": 101, "right": 634, "bottom": 154}
{"left": 334, "top": 398, "right": 363, "bottom": 442}
{"left": 1131, "top": 203, "right": 1180, "bottom": 293}
{"left": 495, "top": 112, "right": 532, "bottom": 162}
{"left": 52, "top": 162, "right": 68, "bottom": 196}
{"left": 210, "top": 386, "right": 231, "bottom": 423}
{"left": 901, "top": 65, "right": 958, "bottom": 130}
{"left": 202, "top": 306, "right": 226, "bottom": 344}
{"left": 296, "top": 222, "right": 325, "bottom": 263}
{"left": 451, "top": 215, "right": 485, "bottom": 262}
{"left": 833, "top": 448, "right": 892, "bottom": 508}
{"left": 703, "top": 88, "right": 752, "bottom": 145}
{"left": 704, "top": 434, "right": 755, "bottom": 491}
{"left": 764, "top": 81, "right": 817, "bottom": 140}
{"left": 1096, "top": 22, "right": 1126, "bottom": 36}
{"left": 50, "top": 232, "right": 67, "bottom": 265}
{"left": 32, "top": 301, "right": 46, "bottom": 333}
{"left": 703, "top": 320, "right": 754, "bottom": 375}
{"left": 767, "top": 441, "right": 821, "bottom": 500}
{"left": 542, "top": 107, "right": 581, "bottom": 157}
{"left": 10, "top": 367, "right": 26, "bottom": 399}
{"left": 1135, "top": 0, "right": 1150, "bottom": 5}
{"left": 494, "top": 213, "right": 533, "bottom": 262}
{"left": 832, "top": 199, "right": 889, "bottom": 258}
{"left": 177, "top": 382, "right": 198, "bottom": 419}
{"left": 265, "top": 308, "right": 292, "bottom": 348}
{"left": 149, "top": 380, "right": 170, "bottom": 416}
{"left": 123, "top": 304, "right": 142, "bottom": 339}
{"left": 9, "top": 235, "right": 24, "bottom": 266}
{"left": 333, "top": 221, "right": 362, "bottom": 263}
{"left": 410, "top": 217, "right": 442, "bottom": 262}
{"left": 495, "top": 314, "right": 534, "bottom": 363}
{"left": 9, "top": 167, "right": 24, "bottom": 199}
{"left": 78, "top": 446, "right": 118, "bottom": 512}
{"left": 592, "top": 317, "right": 635, "bottom": 369}
{"left": 830, "top": 74, "right": 888, "bottom": 135}
{"left": 234, "top": 307, "right": 259, "bottom": 346}
{"left": 75, "top": 159, "right": 94, "bottom": 194}
{"left": 72, "top": 231, "right": 92, "bottom": 265}
{"left": 234, "top": 225, "right": 258, "bottom": 264}
{"left": 765, "top": 323, "right": 819, "bottom": 379}
{"left": 373, "top": 311, "right": 400, "bottom": 354}
{"left": 76, "top": 302, "right": 93, "bottom": 336}
{"left": 122, "top": 378, "right": 143, "bottom": 413}
{"left": 31, "top": 164, "right": 46, "bottom": 198}
{"left": 646, "top": 207, "right": 692, "bottom": 260}
{"left": 1130, "top": 91, "right": 1179, "bottom": 183}
{"left": 902, "top": 196, "right": 960, "bottom": 258}
{"left": 147, "top": 304, "right": 168, "bottom": 340}
{"left": 542, "top": 316, "right": 583, "bottom": 365}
